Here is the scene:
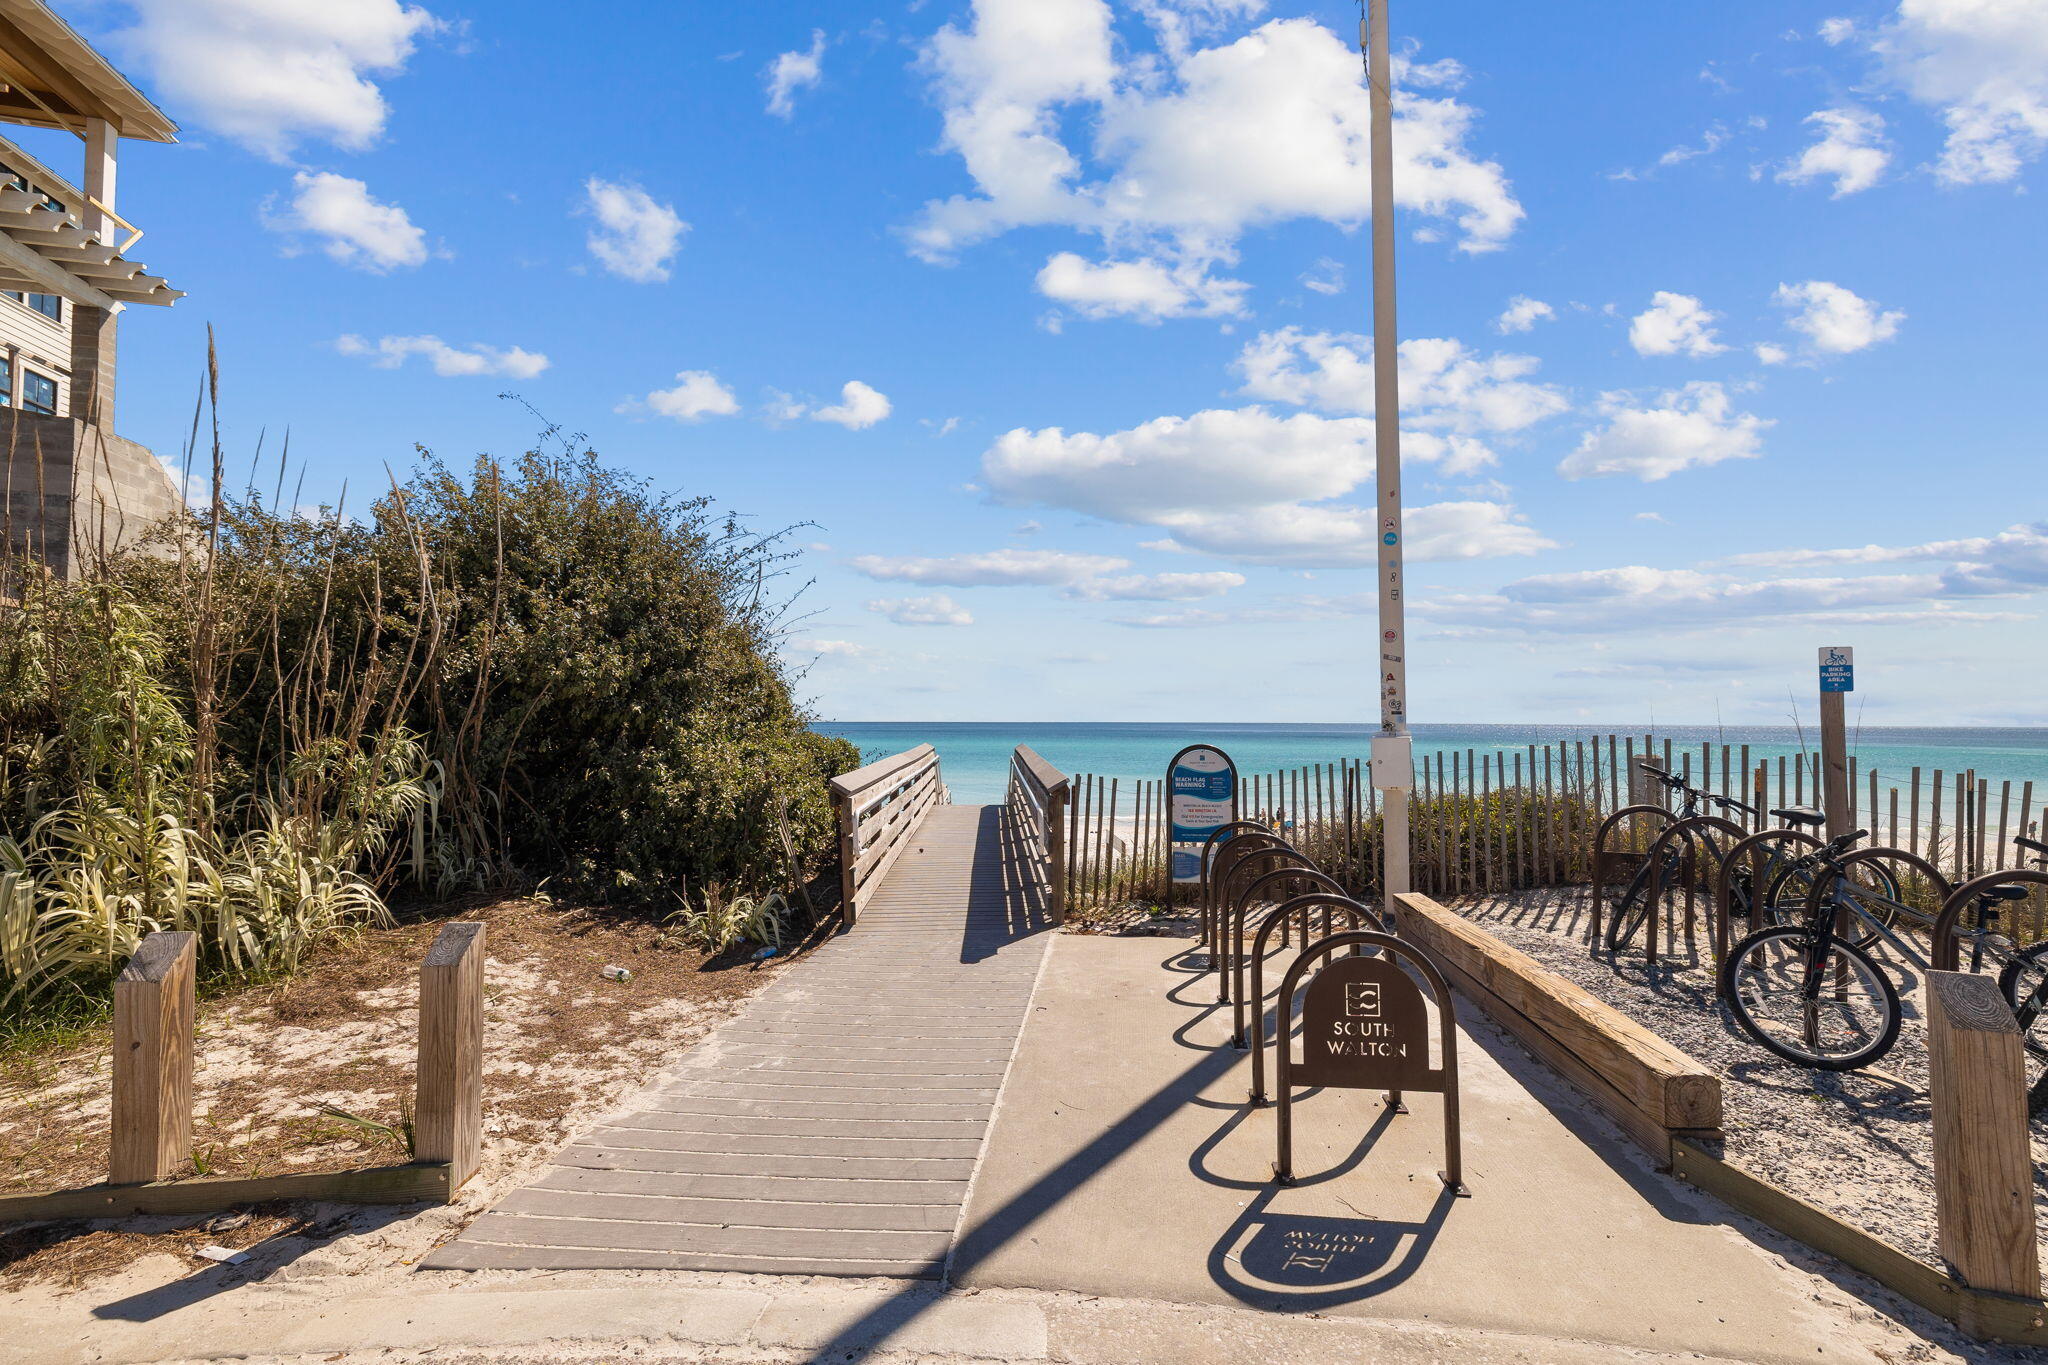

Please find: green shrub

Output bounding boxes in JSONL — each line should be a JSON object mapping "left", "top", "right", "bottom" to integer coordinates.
{"left": 1, "top": 429, "right": 855, "bottom": 1022}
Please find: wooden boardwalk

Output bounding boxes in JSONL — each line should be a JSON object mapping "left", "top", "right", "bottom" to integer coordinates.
{"left": 426, "top": 804, "right": 1051, "bottom": 1277}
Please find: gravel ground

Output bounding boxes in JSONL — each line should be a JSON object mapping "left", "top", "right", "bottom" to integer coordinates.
{"left": 1449, "top": 884, "right": 2048, "bottom": 1271}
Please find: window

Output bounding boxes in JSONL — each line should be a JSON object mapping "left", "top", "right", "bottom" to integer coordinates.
{"left": 4, "top": 292, "right": 60, "bottom": 321}
{"left": 22, "top": 369, "right": 56, "bottom": 416}
{"left": 0, "top": 355, "right": 11, "bottom": 406}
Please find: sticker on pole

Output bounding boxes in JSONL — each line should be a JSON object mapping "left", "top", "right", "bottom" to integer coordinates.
{"left": 1818, "top": 645, "right": 1854, "bottom": 694}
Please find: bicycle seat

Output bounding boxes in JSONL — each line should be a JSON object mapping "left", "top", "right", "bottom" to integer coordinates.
{"left": 1984, "top": 884, "right": 2034, "bottom": 902}
{"left": 1771, "top": 807, "right": 1825, "bottom": 828}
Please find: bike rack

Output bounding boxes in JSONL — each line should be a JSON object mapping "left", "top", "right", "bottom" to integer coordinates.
{"left": 1246, "top": 893, "right": 1388, "bottom": 1106}
{"left": 1710, "top": 827, "right": 1826, "bottom": 963}
{"left": 1589, "top": 804, "right": 1678, "bottom": 945}
{"left": 1226, "top": 866, "right": 1350, "bottom": 1047}
{"left": 1201, "top": 827, "right": 1288, "bottom": 955}
{"left": 1197, "top": 822, "right": 1279, "bottom": 946}
{"left": 1630, "top": 814, "right": 1748, "bottom": 968}
{"left": 1931, "top": 870, "right": 2048, "bottom": 972}
{"left": 1210, "top": 843, "right": 1316, "bottom": 1003}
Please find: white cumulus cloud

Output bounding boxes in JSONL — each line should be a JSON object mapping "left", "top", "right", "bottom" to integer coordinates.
{"left": 336, "top": 334, "right": 547, "bottom": 378}
{"left": 1628, "top": 292, "right": 1726, "bottom": 358}
{"left": 107, "top": 0, "right": 440, "bottom": 160}
{"left": 868, "top": 594, "right": 975, "bottom": 626}
{"left": 911, "top": 5, "right": 1520, "bottom": 319}
{"left": 1559, "top": 382, "right": 1771, "bottom": 482}
{"left": 1235, "top": 328, "right": 1567, "bottom": 471}
{"left": 1494, "top": 296, "right": 1555, "bottom": 334}
{"left": 1778, "top": 107, "right": 1891, "bottom": 196}
{"left": 1870, "top": 0, "right": 2048, "bottom": 185}
{"left": 812, "top": 380, "right": 893, "bottom": 429}
{"left": 1036, "top": 251, "right": 1246, "bottom": 321}
{"left": 1772, "top": 280, "right": 1905, "bottom": 355}
{"left": 583, "top": 178, "right": 688, "bottom": 283}
{"left": 765, "top": 30, "right": 827, "bottom": 119}
{"left": 620, "top": 370, "right": 740, "bottom": 422}
{"left": 265, "top": 171, "right": 426, "bottom": 272}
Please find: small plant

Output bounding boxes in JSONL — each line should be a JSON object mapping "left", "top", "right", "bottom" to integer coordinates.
{"left": 663, "top": 885, "right": 788, "bottom": 954}
{"left": 311, "top": 1100, "right": 415, "bottom": 1159}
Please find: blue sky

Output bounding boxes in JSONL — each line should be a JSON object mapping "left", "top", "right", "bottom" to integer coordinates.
{"left": 34, "top": 0, "right": 2048, "bottom": 726}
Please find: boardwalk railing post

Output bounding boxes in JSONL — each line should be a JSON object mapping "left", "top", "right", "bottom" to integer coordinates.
{"left": 110, "top": 931, "right": 196, "bottom": 1185}
{"left": 416, "top": 922, "right": 486, "bottom": 1190}
{"left": 1926, "top": 970, "right": 2041, "bottom": 1309}
{"left": 834, "top": 788, "right": 859, "bottom": 927}
{"left": 1047, "top": 777, "right": 1069, "bottom": 924}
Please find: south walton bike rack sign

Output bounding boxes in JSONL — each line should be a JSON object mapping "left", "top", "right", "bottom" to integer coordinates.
{"left": 1168, "top": 745, "right": 1239, "bottom": 884}
{"left": 1274, "top": 931, "right": 1465, "bottom": 1194}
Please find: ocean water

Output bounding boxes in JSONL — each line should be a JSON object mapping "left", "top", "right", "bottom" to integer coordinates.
{"left": 816, "top": 721, "right": 2048, "bottom": 807}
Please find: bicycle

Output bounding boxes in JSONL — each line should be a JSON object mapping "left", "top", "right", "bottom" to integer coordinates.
{"left": 1719, "top": 831, "right": 2029, "bottom": 1070}
{"left": 1604, "top": 764, "right": 1765, "bottom": 952}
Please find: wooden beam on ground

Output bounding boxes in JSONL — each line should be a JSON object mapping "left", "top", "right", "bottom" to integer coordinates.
{"left": 110, "top": 931, "right": 195, "bottom": 1186}
{"left": 1394, "top": 893, "right": 1720, "bottom": 1137}
{"left": 1926, "top": 970, "right": 2041, "bottom": 1304}
{"left": 415, "top": 922, "right": 485, "bottom": 1190}
{"left": 0, "top": 1163, "right": 453, "bottom": 1224}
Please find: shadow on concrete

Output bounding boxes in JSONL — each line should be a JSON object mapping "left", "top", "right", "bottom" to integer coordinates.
{"left": 1207, "top": 1184, "right": 1456, "bottom": 1313}
{"left": 1188, "top": 1090, "right": 1395, "bottom": 1192}
{"left": 86, "top": 1204, "right": 417, "bottom": 1322}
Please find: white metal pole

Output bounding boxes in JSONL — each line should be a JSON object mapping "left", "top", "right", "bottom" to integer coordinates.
{"left": 1364, "top": 0, "right": 1413, "bottom": 914}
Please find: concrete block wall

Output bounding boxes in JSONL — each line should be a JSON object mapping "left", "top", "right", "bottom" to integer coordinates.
{"left": 2, "top": 412, "right": 182, "bottom": 577}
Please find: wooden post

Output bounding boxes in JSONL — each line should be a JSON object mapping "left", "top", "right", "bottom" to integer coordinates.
{"left": 110, "top": 931, "right": 196, "bottom": 1185}
{"left": 1818, "top": 646, "right": 1853, "bottom": 841}
{"left": 1046, "top": 775, "right": 1070, "bottom": 924}
{"left": 833, "top": 790, "right": 859, "bottom": 926}
{"left": 416, "top": 922, "right": 486, "bottom": 1190}
{"left": 1926, "top": 970, "right": 2040, "bottom": 1307}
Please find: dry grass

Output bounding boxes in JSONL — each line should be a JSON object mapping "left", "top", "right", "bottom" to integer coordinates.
{"left": 0, "top": 893, "right": 795, "bottom": 1204}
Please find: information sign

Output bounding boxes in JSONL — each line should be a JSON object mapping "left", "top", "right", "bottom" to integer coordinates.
{"left": 1819, "top": 645, "right": 1854, "bottom": 693}
{"left": 1167, "top": 745, "right": 1238, "bottom": 883}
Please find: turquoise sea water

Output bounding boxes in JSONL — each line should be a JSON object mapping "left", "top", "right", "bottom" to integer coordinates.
{"left": 816, "top": 722, "right": 2048, "bottom": 807}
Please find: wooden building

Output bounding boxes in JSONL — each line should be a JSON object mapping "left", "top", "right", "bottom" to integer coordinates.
{"left": 0, "top": 0, "right": 183, "bottom": 578}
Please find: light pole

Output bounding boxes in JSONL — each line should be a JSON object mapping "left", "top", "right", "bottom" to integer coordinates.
{"left": 1363, "top": 0, "right": 1414, "bottom": 916}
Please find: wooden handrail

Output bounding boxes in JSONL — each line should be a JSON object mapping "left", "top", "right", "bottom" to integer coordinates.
{"left": 1008, "top": 745, "right": 1069, "bottom": 922}
{"left": 831, "top": 745, "right": 944, "bottom": 925}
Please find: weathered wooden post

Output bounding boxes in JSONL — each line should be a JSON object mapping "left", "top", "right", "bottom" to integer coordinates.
{"left": 1926, "top": 970, "right": 2040, "bottom": 1311}
{"left": 416, "top": 922, "right": 485, "bottom": 1190}
{"left": 1047, "top": 775, "right": 1070, "bottom": 925}
{"left": 110, "top": 931, "right": 196, "bottom": 1185}
{"left": 1818, "top": 646, "right": 1854, "bottom": 839}
{"left": 833, "top": 788, "right": 859, "bottom": 927}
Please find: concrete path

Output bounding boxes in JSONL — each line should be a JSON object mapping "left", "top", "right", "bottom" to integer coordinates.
{"left": 425, "top": 804, "right": 1050, "bottom": 1277}
{"left": 949, "top": 934, "right": 1949, "bottom": 1365}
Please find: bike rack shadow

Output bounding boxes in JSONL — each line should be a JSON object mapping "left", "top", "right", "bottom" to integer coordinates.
{"left": 1206, "top": 1181, "right": 1457, "bottom": 1313}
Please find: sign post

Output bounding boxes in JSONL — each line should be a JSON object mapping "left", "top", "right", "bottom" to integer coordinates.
{"left": 1364, "top": 0, "right": 1413, "bottom": 916}
{"left": 1818, "top": 646, "right": 1853, "bottom": 841}
{"left": 1168, "top": 745, "right": 1239, "bottom": 893}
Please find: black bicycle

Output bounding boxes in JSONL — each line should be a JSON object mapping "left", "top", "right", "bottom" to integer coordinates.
{"left": 1605, "top": 764, "right": 1765, "bottom": 951}
{"left": 1720, "top": 832, "right": 2043, "bottom": 1070}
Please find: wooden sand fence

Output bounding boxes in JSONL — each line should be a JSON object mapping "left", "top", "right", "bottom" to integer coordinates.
{"left": 1061, "top": 734, "right": 2042, "bottom": 916}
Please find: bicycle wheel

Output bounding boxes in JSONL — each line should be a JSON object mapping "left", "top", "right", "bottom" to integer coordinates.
{"left": 1605, "top": 855, "right": 1662, "bottom": 950}
{"left": 1999, "top": 941, "right": 2048, "bottom": 1031}
{"left": 1764, "top": 861, "right": 1902, "bottom": 948}
{"left": 1718, "top": 926, "right": 1901, "bottom": 1071}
